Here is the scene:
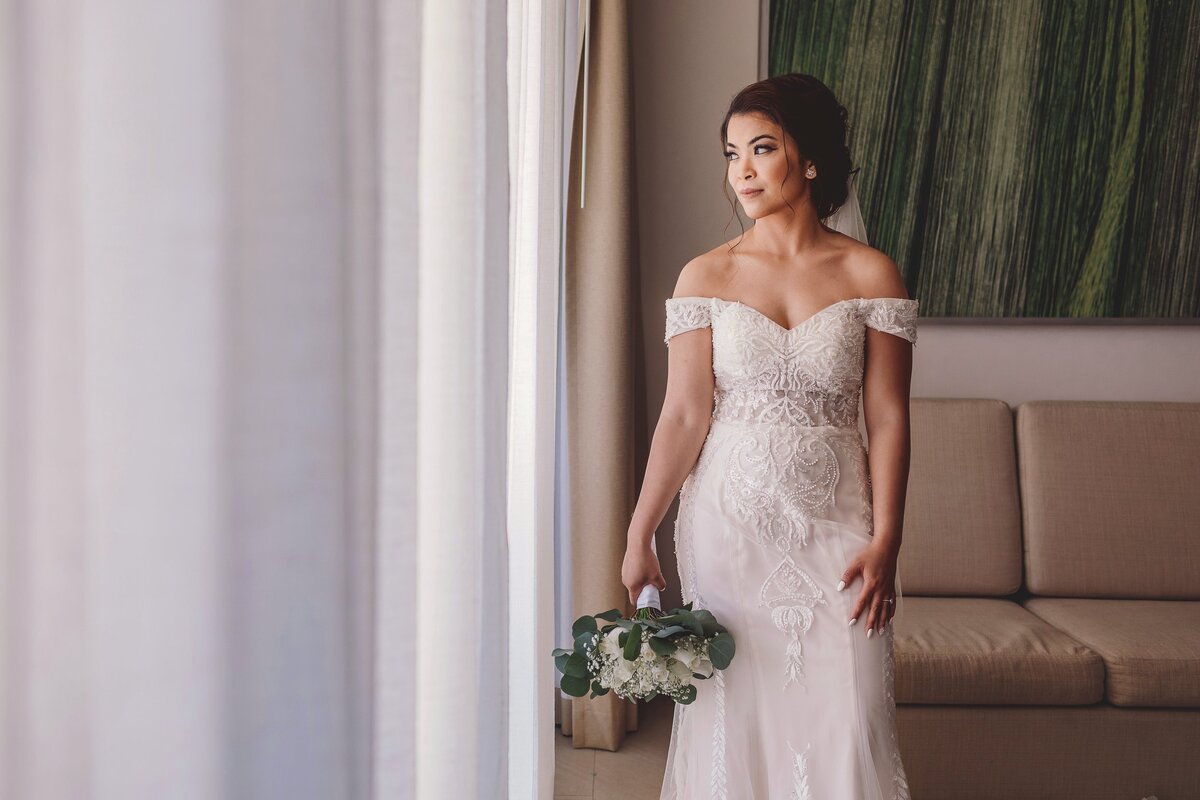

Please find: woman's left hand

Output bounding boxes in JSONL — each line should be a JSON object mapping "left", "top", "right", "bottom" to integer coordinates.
{"left": 837, "top": 540, "right": 899, "bottom": 637}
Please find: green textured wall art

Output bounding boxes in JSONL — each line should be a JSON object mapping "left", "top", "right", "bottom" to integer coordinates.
{"left": 767, "top": 0, "right": 1200, "bottom": 320}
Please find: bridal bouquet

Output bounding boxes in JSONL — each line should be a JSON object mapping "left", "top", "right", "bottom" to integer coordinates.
{"left": 552, "top": 585, "right": 735, "bottom": 705}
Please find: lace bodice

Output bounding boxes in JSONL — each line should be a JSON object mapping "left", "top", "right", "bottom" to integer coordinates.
{"left": 664, "top": 296, "right": 918, "bottom": 428}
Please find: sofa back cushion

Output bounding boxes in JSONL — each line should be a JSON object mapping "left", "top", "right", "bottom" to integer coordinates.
{"left": 1016, "top": 400, "right": 1200, "bottom": 599}
{"left": 900, "top": 399, "right": 1023, "bottom": 596}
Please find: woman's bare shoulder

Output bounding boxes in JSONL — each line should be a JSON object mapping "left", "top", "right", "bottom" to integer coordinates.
{"left": 672, "top": 242, "right": 739, "bottom": 299}
{"left": 841, "top": 242, "right": 911, "bottom": 299}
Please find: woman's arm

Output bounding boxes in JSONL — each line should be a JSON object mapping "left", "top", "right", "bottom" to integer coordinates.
{"left": 861, "top": 324, "right": 915, "bottom": 556}
{"left": 627, "top": 327, "right": 714, "bottom": 549}
{"left": 840, "top": 252, "right": 915, "bottom": 636}
{"left": 622, "top": 262, "right": 717, "bottom": 604}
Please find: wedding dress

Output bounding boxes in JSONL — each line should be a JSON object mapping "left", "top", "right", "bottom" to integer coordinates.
{"left": 659, "top": 293, "right": 918, "bottom": 800}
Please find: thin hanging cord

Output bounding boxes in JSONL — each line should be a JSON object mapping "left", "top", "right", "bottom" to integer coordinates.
{"left": 580, "top": 0, "right": 590, "bottom": 208}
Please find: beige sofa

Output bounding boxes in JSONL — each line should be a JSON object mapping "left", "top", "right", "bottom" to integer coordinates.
{"left": 895, "top": 399, "right": 1200, "bottom": 800}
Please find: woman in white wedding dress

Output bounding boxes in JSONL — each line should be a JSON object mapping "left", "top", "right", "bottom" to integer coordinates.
{"left": 622, "top": 74, "right": 915, "bottom": 799}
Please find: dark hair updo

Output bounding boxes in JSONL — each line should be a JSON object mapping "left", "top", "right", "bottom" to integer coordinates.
{"left": 720, "top": 73, "right": 858, "bottom": 221}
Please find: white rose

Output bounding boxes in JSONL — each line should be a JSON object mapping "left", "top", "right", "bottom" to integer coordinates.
{"left": 599, "top": 628, "right": 623, "bottom": 656}
{"left": 672, "top": 645, "right": 698, "bottom": 670}
{"left": 668, "top": 659, "right": 693, "bottom": 680}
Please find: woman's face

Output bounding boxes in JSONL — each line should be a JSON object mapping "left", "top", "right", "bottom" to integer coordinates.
{"left": 724, "top": 112, "right": 811, "bottom": 220}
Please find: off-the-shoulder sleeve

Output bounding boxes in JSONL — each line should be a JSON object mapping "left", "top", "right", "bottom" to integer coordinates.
{"left": 861, "top": 297, "right": 919, "bottom": 346}
{"left": 664, "top": 297, "right": 713, "bottom": 344}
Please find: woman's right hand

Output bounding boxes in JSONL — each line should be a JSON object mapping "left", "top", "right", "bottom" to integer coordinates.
{"left": 622, "top": 543, "right": 667, "bottom": 606}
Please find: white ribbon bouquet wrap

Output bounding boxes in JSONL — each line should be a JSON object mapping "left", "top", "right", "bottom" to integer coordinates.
{"left": 635, "top": 533, "right": 664, "bottom": 612}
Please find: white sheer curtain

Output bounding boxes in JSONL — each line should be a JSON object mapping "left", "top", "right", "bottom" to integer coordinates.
{"left": 506, "top": 1, "right": 574, "bottom": 797}
{"left": 373, "top": 0, "right": 510, "bottom": 798}
{"left": 1, "top": 1, "right": 377, "bottom": 797}
{"left": 1, "top": 0, "right": 566, "bottom": 797}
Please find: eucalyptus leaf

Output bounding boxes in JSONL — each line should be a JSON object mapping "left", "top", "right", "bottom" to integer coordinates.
{"left": 573, "top": 631, "right": 595, "bottom": 656}
{"left": 623, "top": 623, "right": 643, "bottom": 661}
{"left": 708, "top": 632, "right": 736, "bottom": 670}
{"left": 648, "top": 637, "right": 675, "bottom": 657}
{"left": 691, "top": 609, "right": 727, "bottom": 636}
{"left": 652, "top": 625, "right": 687, "bottom": 638}
{"left": 675, "top": 611, "right": 704, "bottom": 636}
{"left": 678, "top": 684, "right": 697, "bottom": 704}
{"left": 563, "top": 652, "right": 590, "bottom": 678}
{"left": 571, "top": 614, "right": 598, "bottom": 640}
{"left": 559, "top": 674, "right": 590, "bottom": 697}
{"left": 594, "top": 608, "right": 622, "bottom": 622}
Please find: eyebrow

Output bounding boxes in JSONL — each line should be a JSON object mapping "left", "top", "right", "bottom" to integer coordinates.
{"left": 725, "top": 134, "right": 778, "bottom": 149}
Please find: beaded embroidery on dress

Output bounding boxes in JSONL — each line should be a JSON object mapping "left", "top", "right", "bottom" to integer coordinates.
{"left": 660, "top": 294, "right": 917, "bottom": 800}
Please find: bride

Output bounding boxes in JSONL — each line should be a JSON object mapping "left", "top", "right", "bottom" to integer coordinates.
{"left": 621, "top": 73, "right": 916, "bottom": 799}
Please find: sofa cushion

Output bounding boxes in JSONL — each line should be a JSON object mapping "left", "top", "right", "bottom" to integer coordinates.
{"left": 1015, "top": 400, "right": 1200, "bottom": 599}
{"left": 1022, "top": 597, "right": 1200, "bottom": 708}
{"left": 901, "top": 399, "right": 1023, "bottom": 596}
{"left": 893, "top": 597, "right": 1104, "bottom": 705}
{"left": 896, "top": 704, "right": 1200, "bottom": 800}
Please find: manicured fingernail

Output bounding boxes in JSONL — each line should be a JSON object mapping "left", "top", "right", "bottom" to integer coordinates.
{"left": 836, "top": 580, "right": 845, "bottom": 591}
{"left": 867, "top": 628, "right": 874, "bottom": 639}
{"left": 848, "top": 617, "right": 856, "bottom": 626}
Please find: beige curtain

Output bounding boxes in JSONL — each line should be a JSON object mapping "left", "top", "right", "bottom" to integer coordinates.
{"left": 560, "top": 0, "right": 643, "bottom": 750}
